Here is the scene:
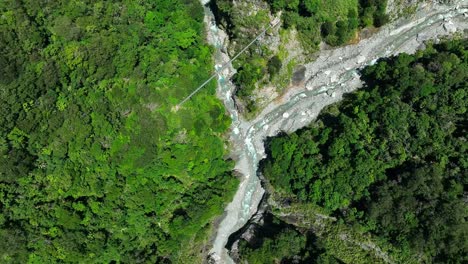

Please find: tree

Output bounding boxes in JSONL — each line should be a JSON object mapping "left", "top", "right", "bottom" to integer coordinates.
{"left": 268, "top": 55, "right": 282, "bottom": 77}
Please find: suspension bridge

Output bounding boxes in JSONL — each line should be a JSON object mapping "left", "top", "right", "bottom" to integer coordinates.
{"left": 176, "top": 17, "right": 281, "bottom": 109}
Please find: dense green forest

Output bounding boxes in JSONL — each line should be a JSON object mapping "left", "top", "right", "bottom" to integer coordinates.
{"left": 260, "top": 39, "right": 467, "bottom": 262}
{"left": 211, "top": 0, "right": 388, "bottom": 112}
{"left": 268, "top": 0, "right": 388, "bottom": 46}
{"left": 0, "top": 0, "right": 237, "bottom": 262}
{"left": 237, "top": 213, "right": 342, "bottom": 263}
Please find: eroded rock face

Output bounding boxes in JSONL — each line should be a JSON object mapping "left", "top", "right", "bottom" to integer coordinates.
{"left": 227, "top": 223, "right": 258, "bottom": 263}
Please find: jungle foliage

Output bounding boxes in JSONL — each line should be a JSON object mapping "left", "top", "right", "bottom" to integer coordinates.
{"left": 0, "top": 0, "right": 237, "bottom": 262}
{"left": 261, "top": 39, "right": 467, "bottom": 262}
{"left": 237, "top": 213, "right": 341, "bottom": 264}
{"left": 269, "top": 0, "right": 388, "bottom": 46}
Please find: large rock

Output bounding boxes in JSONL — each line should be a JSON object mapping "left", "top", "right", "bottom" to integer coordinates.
{"left": 443, "top": 19, "right": 457, "bottom": 33}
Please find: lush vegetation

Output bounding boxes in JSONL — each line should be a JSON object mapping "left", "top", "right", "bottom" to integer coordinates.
{"left": 270, "top": 0, "right": 388, "bottom": 47}
{"left": 261, "top": 39, "right": 467, "bottom": 262}
{"left": 0, "top": 0, "right": 237, "bottom": 262}
{"left": 237, "top": 213, "right": 342, "bottom": 263}
{"left": 211, "top": 0, "right": 273, "bottom": 112}
{"left": 211, "top": 0, "right": 388, "bottom": 113}
{"left": 239, "top": 229, "right": 307, "bottom": 263}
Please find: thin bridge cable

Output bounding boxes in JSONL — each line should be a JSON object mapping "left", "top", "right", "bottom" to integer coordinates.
{"left": 177, "top": 19, "right": 280, "bottom": 107}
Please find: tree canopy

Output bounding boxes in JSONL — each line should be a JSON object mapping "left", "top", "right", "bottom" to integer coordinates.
{"left": 0, "top": 0, "right": 237, "bottom": 262}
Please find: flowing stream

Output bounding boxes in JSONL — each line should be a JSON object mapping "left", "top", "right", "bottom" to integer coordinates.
{"left": 201, "top": 0, "right": 468, "bottom": 263}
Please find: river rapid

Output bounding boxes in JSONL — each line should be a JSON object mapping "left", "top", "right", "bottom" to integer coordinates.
{"left": 201, "top": 1, "right": 468, "bottom": 263}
